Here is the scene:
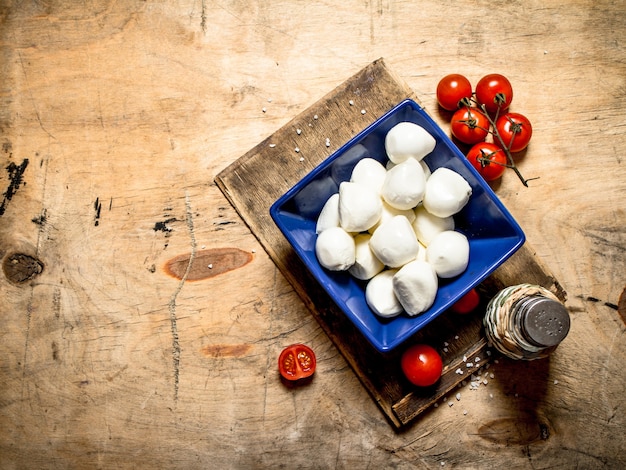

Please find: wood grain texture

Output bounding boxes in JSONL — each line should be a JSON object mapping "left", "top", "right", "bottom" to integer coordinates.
{"left": 1, "top": 0, "right": 625, "bottom": 468}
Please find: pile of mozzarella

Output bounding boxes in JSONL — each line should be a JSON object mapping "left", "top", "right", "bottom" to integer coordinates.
{"left": 314, "top": 121, "right": 473, "bottom": 319}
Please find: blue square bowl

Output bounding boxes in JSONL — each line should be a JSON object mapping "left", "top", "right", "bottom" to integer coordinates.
{"left": 270, "top": 99, "right": 525, "bottom": 352}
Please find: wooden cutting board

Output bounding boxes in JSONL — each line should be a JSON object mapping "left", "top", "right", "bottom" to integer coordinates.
{"left": 215, "top": 58, "right": 566, "bottom": 428}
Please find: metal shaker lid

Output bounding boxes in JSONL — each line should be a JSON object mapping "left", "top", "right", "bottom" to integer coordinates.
{"left": 520, "top": 296, "right": 571, "bottom": 347}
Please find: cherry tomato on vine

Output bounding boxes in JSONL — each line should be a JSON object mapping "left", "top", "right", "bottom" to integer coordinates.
{"left": 401, "top": 344, "right": 443, "bottom": 387}
{"left": 278, "top": 344, "right": 316, "bottom": 382}
{"left": 475, "top": 74, "right": 513, "bottom": 114}
{"left": 451, "top": 288, "right": 480, "bottom": 314}
{"left": 436, "top": 74, "right": 473, "bottom": 111}
{"left": 466, "top": 142, "right": 508, "bottom": 181}
{"left": 450, "top": 107, "right": 490, "bottom": 145}
{"left": 495, "top": 112, "right": 533, "bottom": 152}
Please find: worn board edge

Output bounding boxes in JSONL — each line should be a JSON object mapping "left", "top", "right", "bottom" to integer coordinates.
{"left": 215, "top": 58, "right": 566, "bottom": 429}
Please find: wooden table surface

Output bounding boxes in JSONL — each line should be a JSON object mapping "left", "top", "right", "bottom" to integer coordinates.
{"left": 1, "top": 1, "right": 625, "bottom": 468}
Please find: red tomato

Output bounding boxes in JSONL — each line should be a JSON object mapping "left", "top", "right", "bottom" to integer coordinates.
{"left": 436, "top": 74, "right": 473, "bottom": 111}
{"left": 495, "top": 112, "right": 533, "bottom": 152}
{"left": 475, "top": 74, "right": 513, "bottom": 114}
{"left": 466, "top": 142, "right": 508, "bottom": 181}
{"left": 401, "top": 344, "right": 443, "bottom": 387}
{"left": 451, "top": 288, "right": 480, "bottom": 314}
{"left": 451, "top": 107, "right": 490, "bottom": 145}
{"left": 278, "top": 344, "right": 316, "bottom": 382}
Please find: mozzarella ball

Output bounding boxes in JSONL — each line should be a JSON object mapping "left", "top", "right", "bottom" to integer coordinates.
{"left": 387, "top": 159, "right": 431, "bottom": 179}
{"left": 350, "top": 158, "right": 387, "bottom": 194}
{"left": 367, "top": 201, "right": 416, "bottom": 234}
{"left": 381, "top": 157, "right": 426, "bottom": 210}
{"left": 365, "top": 269, "right": 403, "bottom": 318}
{"left": 423, "top": 167, "right": 472, "bottom": 218}
{"left": 416, "top": 241, "right": 427, "bottom": 262}
{"left": 426, "top": 230, "right": 470, "bottom": 278}
{"left": 392, "top": 260, "right": 439, "bottom": 316}
{"left": 369, "top": 215, "right": 420, "bottom": 268}
{"left": 420, "top": 160, "right": 432, "bottom": 180}
{"left": 349, "top": 233, "right": 385, "bottom": 280}
{"left": 385, "top": 122, "right": 436, "bottom": 164}
{"left": 315, "top": 227, "right": 355, "bottom": 271}
{"left": 412, "top": 205, "right": 455, "bottom": 246}
{"left": 316, "top": 193, "right": 340, "bottom": 234}
{"left": 338, "top": 182, "right": 382, "bottom": 232}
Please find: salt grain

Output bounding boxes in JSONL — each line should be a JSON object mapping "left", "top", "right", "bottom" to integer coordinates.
{"left": 361, "top": 109, "right": 366, "bottom": 115}
{"left": 295, "top": 147, "right": 300, "bottom": 153}
{"left": 456, "top": 393, "right": 461, "bottom": 401}
{"left": 554, "top": 380, "right": 559, "bottom": 385}
{"left": 313, "top": 114, "right": 318, "bottom": 120}
{"left": 208, "top": 264, "right": 213, "bottom": 269}
{"left": 325, "top": 138, "right": 330, "bottom": 147}
{"left": 455, "top": 368, "right": 463, "bottom": 375}
{"left": 299, "top": 157, "right": 304, "bottom": 162}
{"left": 349, "top": 100, "right": 354, "bottom": 106}
{"left": 262, "top": 107, "right": 267, "bottom": 113}
{"left": 269, "top": 143, "right": 276, "bottom": 148}
{"left": 463, "top": 410, "right": 468, "bottom": 415}
{"left": 296, "top": 128, "right": 302, "bottom": 135}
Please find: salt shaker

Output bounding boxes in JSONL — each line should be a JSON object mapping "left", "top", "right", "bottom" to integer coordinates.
{"left": 483, "top": 284, "right": 570, "bottom": 360}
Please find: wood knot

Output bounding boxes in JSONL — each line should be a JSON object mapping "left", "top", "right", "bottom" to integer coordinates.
{"left": 164, "top": 247, "right": 253, "bottom": 281}
{"left": 2, "top": 252, "right": 44, "bottom": 283}
{"left": 477, "top": 411, "right": 552, "bottom": 445}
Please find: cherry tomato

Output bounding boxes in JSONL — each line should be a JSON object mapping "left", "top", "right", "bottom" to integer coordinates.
{"left": 436, "top": 74, "right": 473, "bottom": 111}
{"left": 278, "top": 344, "right": 316, "bottom": 382}
{"left": 451, "top": 288, "right": 480, "bottom": 314}
{"left": 495, "top": 112, "right": 533, "bottom": 152}
{"left": 475, "top": 74, "right": 513, "bottom": 114}
{"left": 401, "top": 344, "right": 443, "bottom": 387}
{"left": 466, "top": 142, "right": 508, "bottom": 181}
{"left": 450, "top": 107, "right": 490, "bottom": 145}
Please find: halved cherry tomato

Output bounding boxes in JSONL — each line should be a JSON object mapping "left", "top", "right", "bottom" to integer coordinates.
{"left": 495, "top": 112, "right": 533, "bottom": 152}
{"left": 451, "top": 288, "right": 480, "bottom": 314}
{"left": 475, "top": 74, "right": 513, "bottom": 114}
{"left": 401, "top": 344, "right": 443, "bottom": 387}
{"left": 466, "top": 142, "right": 508, "bottom": 181}
{"left": 278, "top": 344, "right": 316, "bottom": 382}
{"left": 436, "top": 74, "right": 473, "bottom": 111}
{"left": 450, "top": 107, "right": 490, "bottom": 145}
